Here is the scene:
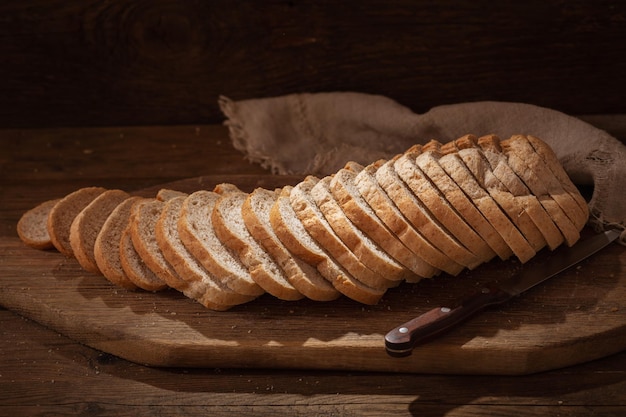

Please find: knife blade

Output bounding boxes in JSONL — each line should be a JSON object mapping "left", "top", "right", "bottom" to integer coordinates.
{"left": 384, "top": 229, "right": 621, "bottom": 357}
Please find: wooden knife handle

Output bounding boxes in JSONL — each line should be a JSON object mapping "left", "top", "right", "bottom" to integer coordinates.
{"left": 384, "top": 283, "right": 511, "bottom": 357}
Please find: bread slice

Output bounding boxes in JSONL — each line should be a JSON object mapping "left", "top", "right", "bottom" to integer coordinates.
{"left": 395, "top": 148, "right": 494, "bottom": 267}
{"left": 47, "top": 187, "right": 107, "bottom": 256}
{"left": 526, "top": 134, "right": 590, "bottom": 222}
{"left": 156, "top": 196, "right": 257, "bottom": 310}
{"left": 375, "top": 157, "right": 480, "bottom": 269}
{"left": 436, "top": 150, "right": 531, "bottom": 263}
{"left": 311, "top": 175, "right": 407, "bottom": 287}
{"left": 329, "top": 165, "right": 441, "bottom": 281}
{"left": 17, "top": 198, "right": 61, "bottom": 250}
{"left": 475, "top": 135, "right": 555, "bottom": 252}
{"left": 128, "top": 198, "right": 189, "bottom": 291}
{"left": 289, "top": 176, "right": 392, "bottom": 294}
{"left": 212, "top": 190, "right": 304, "bottom": 301}
{"left": 354, "top": 160, "right": 463, "bottom": 276}
{"left": 242, "top": 187, "right": 340, "bottom": 301}
{"left": 270, "top": 186, "right": 385, "bottom": 305}
{"left": 504, "top": 135, "right": 588, "bottom": 232}
{"left": 178, "top": 190, "right": 265, "bottom": 297}
{"left": 94, "top": 196, "right": 142, "bottom": 290}
{"left": 70, "top": 189, "right": 131, "bottom": 273}
{"left": 500, "top": 136, "right": 581, "bottom": 247}
{"left": 119, "top": 217, "right": 168, "bottom": 291}
{"left": 453, "top": 137, "right": 538, "bottom": 263}
{"left": 415, "top": 148, "right": 512, "bottom": 261}
{"left": 156, "top": 188, "right": 189, "bottom": 201}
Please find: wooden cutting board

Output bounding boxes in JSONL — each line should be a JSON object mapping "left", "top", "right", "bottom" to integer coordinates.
{"left": 1, "top": 176, "right": 625, "bottom": 375}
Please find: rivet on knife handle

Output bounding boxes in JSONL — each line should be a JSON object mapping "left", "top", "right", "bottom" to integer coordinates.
{"left": 384, "top": 284, "right": 512, "bottom": 357}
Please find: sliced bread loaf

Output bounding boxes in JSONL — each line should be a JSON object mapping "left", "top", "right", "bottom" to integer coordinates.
{"left": 70, "top": 189, "right": 131, "bottom": 273}
{"left": 178, "top": 190, "right": 265, "bottom": 297}
{"left": 17, "top": 198, "right": 61, "bottom": 250}
{"left": 212, "top": 190, "right": 304, "bottom": 301}
{"left": 329, "top": 165, "right": 439, "bottom": 280}
{"left": 156, "top": 196, "right": 257, "bottom": 310}
{"left": 94, "top": 196, "right": 142, "bottom": 290}
{"left": 47, "top": 187, "right": 107, "bottom": 256}
{"left": 242, "top": 187, "right": 340, "bottom": 301}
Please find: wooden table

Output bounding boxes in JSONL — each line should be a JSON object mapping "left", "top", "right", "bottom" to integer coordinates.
{"left": 2, "top": 121, "right": 625, "bottom": 416}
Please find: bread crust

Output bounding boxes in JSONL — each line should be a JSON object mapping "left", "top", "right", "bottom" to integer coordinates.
{"left": 94, "top": 196, "right": 142, "bottom": 290}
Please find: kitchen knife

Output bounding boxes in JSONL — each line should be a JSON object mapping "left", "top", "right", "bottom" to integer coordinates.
{"left": 385, "top": 229, "right": 622, "bottom": 357}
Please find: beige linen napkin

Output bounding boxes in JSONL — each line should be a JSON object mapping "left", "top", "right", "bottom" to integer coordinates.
{"left": 219, "top": 92, "right": 626, "bottom": 242}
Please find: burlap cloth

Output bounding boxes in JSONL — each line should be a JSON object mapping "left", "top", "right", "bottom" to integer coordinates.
{"left": 219, "top": 92, "right": 626, "bottom": 244}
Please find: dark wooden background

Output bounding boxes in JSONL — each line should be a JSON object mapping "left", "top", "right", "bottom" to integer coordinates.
{"left": 1, "top": 0, "right": 625, "bottom": 129}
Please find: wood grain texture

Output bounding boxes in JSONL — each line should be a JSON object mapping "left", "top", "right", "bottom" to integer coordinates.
{"left": 0, "top": 0, "right": 625, "bottom": 128}
{"left": 2, "top": 123, "right": 626, "bottom": 416}
{"left": 2, "top": 199, "right": 626, "bottom": 375}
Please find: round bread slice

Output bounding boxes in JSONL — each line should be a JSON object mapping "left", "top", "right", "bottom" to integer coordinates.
{"left": 17, "top": 198, "right": 61, "bottom": 250}
{"left": 329, "top": 165, "right": 439, "bottom": 281}
{"left": 156, "top": 196, "right": 256, "bottom": 310}
{"left": 501, "top": 136, "right": 580, "bottom": 247}
{"left": 119, "top": 219, "right": 168, "bottom": 292}
{"left": 242, "top": 188, "right": 340, "bottom": 302}
{"left": 354, "top": 161, "right": 462, "bottom": 276}
{"left": 47, "top": 187, "right": 107, "bottom": 256}
{"left": 178, "top": 190, "right": 265, "bottom": 297}
{"left": 70, "top": 189, "right": 131, "bottom": 273}
{"left": 375, "top": 157, "right": 479, "bottom": 269}
{"left": 128, "top": 198, "right": 189, "bottom": 292}
{"left": 94, "top": 196, "right": 143, "bottom": 290}
{"left": 395, "top": 150, "right": 493, "bottom": 267}
{"left": 212, "top": 190, "right": 304, "bottom": 301}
